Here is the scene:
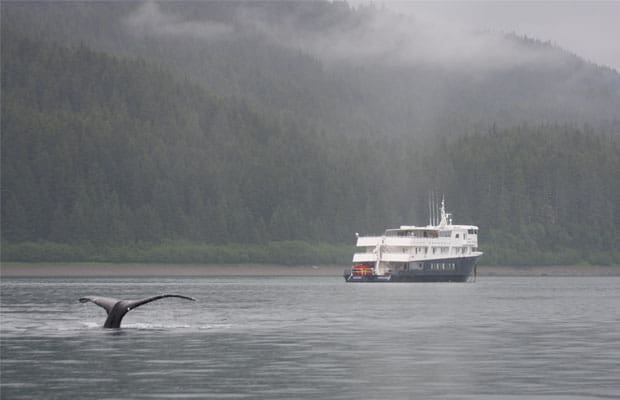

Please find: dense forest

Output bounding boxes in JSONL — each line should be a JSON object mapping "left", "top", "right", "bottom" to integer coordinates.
{"left": 2, "top": 1, "right": 620, "bottom": 266}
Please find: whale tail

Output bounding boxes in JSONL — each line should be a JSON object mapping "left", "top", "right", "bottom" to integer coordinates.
{"left": 79, "top": 294, "right": 196, "bottom": 328}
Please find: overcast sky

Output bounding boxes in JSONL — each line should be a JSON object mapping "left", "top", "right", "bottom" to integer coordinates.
{"left": 351, "top": 1, "right": 620, "bottom": 71}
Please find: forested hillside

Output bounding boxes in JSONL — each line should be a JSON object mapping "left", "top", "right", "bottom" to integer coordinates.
{"left": 2, "top": 1, "right": 619, "bottom": 265}
{"left": 4, "top": 1, "right": 620, "bottom": 139}
{"left": 0, "top": 31, "right": 417, "bottom": 246}
{"left": 441, "top": 127, "right": 620, "bottom": 265}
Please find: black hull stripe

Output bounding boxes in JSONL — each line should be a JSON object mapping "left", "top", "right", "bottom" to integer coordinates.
{"left": 345, "top": 256, "right": 479, "bottom": 283}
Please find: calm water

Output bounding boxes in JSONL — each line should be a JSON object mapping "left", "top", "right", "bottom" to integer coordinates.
{"left": 1, "top": 275, "right": 619, "bottom": 399}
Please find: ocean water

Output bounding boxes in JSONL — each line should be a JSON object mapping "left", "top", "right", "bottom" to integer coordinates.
{"left": 1, "top": 275, "right": 619, "bottom": 399}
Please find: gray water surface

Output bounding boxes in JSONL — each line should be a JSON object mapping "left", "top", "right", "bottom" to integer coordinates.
{"left": 1, "top": 276, "right": 619, "bottom": 399}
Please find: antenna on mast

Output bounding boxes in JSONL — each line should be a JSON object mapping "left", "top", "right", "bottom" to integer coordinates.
{"left": 439, "top": 195, "right": 448, "bottom": 227}
{"left": 429, "top": 191, "right": 434, "bottom": 226}
{"left": 433, "top": 195, "right": 437, "bottom": 225}
{"left": 428, "top": 192, "right": 432, "bottom": 226}
{"left": 435, "top": 193, "right": 439, "bottom": 226}
{"left": 430, "top": 191, "right": 438, "bottom": 226}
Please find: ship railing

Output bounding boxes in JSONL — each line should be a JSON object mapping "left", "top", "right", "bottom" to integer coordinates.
{"left": 377, "top": 252, "right": 482, "bottom": 263}
{"left": 383, "top": 237, "right": 458, "bottom": 247}
{"left": 357, "top": 236, "right": 464, "bottom": 247}
{"left": 356, "top": 236, "right": 383, "bottom": 246}
{"left": 380, "top": 253, "right": 412, "bottom": 262}
{"left": 352, "top": 253, "right": 378, "bottom": 263}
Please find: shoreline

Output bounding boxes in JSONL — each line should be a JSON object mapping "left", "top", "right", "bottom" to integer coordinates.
{"left": 477, "top": 265, "right": 620, "bottom": 277}
{"left": 0, "top": 263, "right": 341, "bottom": 277}
{"left": 1, "top": 262, "right": 619, "bottom": 278}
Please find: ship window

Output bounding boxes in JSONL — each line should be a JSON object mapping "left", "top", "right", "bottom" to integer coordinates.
{"left": 455, "top": 233, "right": 459, "bottom": 238}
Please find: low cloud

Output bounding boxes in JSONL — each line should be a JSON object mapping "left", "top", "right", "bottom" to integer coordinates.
{"left": 124, "top": 2, "right": 233, "bottom": 40}
{"left": 124, "top": 1, "right": 563, "bottom": 70}
{"left": 311, "top": 11, "right": 557, "bottom": 69}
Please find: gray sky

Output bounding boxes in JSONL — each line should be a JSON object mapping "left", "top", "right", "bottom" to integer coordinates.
{"left": 352, "top": 1, "right": 620, "bottom": 71}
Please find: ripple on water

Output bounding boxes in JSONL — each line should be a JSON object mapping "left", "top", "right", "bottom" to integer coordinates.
{"left": 1, "top": 276, "right": 619, "bottom": 400}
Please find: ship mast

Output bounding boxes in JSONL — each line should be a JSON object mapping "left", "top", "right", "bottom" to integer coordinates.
{"left": 429, "top": 192, "right": 448, "bottom": 227}
{"left": 429, "top": 191, "right": 439, "bottom": 226}
{"left": 439, "top": 196, "right": 452, "bottom": 228}
{"left": 439, "top": 196, "right": 447, "bottom": 227}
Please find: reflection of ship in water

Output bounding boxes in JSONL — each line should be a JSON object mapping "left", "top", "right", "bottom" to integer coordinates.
{"left": 344, "top": 199, "right": 482, "bottom": 282}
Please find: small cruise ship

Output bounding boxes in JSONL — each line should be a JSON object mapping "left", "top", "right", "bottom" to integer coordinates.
{"left": 344, "top": 199, "right": 482, "bottom": 282}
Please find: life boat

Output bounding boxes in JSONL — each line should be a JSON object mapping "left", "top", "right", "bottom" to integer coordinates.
{"left": 352, "top": 264, "right": 374, "bottom": 276}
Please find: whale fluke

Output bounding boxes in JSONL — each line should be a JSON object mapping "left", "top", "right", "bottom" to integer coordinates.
{"left": 79, "top": 294, "right": 196, "bottom": 328}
